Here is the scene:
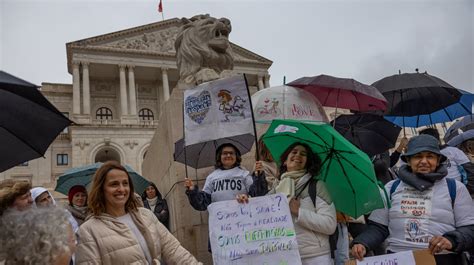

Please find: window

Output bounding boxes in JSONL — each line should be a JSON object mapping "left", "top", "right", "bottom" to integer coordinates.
{"left": 18, "top": 161, "right": 28, "bottom": 166}
{"left": 62, "top": 112, "right": 69, "bottom": 133}
{"left": 139, "top": 108, "right": 154, "bottom": 120}
{"left": 96, "top": 107, "right": 113, "bottom": 120}
{"left": 57, "top": 154, "right": 68, "bottom": 166}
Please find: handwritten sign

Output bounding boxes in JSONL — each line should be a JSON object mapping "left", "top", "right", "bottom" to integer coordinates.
{"left": 355, "top": 251, "right": 416, "bottom": 265}
{"left": 208, "top": 193, "right": 301, "bottom": 265}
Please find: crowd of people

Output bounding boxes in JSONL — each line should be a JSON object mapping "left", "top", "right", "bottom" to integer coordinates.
{"left": 1, "top": 126, "right": 474, "bottom": 265}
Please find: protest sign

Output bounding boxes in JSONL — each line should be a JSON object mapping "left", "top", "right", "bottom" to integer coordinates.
{"left": 208, "top": 193, "right": 301, "bottom": 265}
{"left": 345, "top": 249, "right": 435, "bottom": 265}
{"left": 183, "top": 75, "right": 253, "bottom": 146}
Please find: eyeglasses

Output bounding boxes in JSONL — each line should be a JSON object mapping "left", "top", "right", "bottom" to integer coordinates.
{"left": 221, "top": 151, "right": 236, "bottom": 156}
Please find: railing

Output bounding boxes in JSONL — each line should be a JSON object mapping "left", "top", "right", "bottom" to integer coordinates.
{"left": 91, "top": 119, "right": 121, "bottom": 126}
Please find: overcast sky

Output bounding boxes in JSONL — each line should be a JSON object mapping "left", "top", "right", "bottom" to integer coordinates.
{"left": 1, "top": 0, "right": 472, "bottom": 91}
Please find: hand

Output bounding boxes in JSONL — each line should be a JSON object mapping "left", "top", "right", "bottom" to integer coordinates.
{"left": 397, "top": 137, "right": 408, "bottom": 153}
{"left": 429, "top": 236, "right": 453, "bottom": 254}
{"left": 289, "top": 197, "right": 300, "bottom": 217}
{"left": 236, "top": 194, "right": 249, "bottom": 204}
{"left": 254, "top": 161, "right": 263, "bottom": 175}
{"left": 184, "top": 178, "right": 194, "bottom": 190}
{"left": 351, "top": 244, "right": 367, "bottom": 261}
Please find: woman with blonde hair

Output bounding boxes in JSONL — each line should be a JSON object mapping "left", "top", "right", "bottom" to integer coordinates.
{"left": 76, "top": 161, "right": 201, "bottom": 265}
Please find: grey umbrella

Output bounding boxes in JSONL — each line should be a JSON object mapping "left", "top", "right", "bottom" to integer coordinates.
{"left": 174, "top": 133, "right": 255, "bottom": 169}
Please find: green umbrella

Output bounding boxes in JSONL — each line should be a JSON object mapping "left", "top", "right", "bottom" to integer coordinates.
{"left": 263, "top": 119, "right": 384, "bottom": 218}
{"left": 55, "top": 162, "right": 150, "bottom": 196}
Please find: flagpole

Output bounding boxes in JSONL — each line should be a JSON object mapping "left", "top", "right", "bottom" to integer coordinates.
{"left": 243, "top": 74, "right": 260, "bottom": 160}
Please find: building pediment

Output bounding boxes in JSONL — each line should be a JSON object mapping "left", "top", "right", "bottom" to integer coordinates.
{"left": 66, "top": 17, "right": 272, "bottom": 72}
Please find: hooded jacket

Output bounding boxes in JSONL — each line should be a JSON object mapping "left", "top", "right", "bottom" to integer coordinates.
{"left": 76, "top": 207, "right": 201, "bottom": 265}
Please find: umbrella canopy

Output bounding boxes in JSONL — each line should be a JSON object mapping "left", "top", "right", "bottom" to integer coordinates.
{"left": 262, "top": 119, "right": 384, "bottom": 218}
{"left": 287, "top": 74, "right": 387, "bottom": 112}
{"left": 447, "top": 130, "right": 474, "bottom": 147}
{"left": 384, "top": 91, "right": 474, "bottom": 128}
{"left": 373, "top": 72, "right": 473, "bottom": 127}
{"left": 174, "top": 133, "right": 255, "bottom": 169}
{"left": 0, "top": 70, "right": 72, "bottom": 172}
{"left": 251, "top": 85, "right": 329, "bottom": 123}
{"left": 55, "top": 162, "right": 150, "bottom": 195}
{"left": 331, "top": 113, "right": 402, "bottom": 157}
{"left": 444, "top": 114, "right": 474, "bottom": 143}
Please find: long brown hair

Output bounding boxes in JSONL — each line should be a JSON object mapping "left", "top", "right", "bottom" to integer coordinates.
{"left": 279, "top": 142, "right": 322, "bottom": 177}
{"left": 88, "top": 161, "right": 138, "bottom": 216}
{"left": 256, "top": 135, "right": 274, "bottom": 162}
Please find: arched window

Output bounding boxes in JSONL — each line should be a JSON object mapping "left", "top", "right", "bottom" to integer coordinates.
{"left": 139, "top": 108, "right": 154, "bottom": 120}
{"left": 96, "top": 107, "right": 113, "bottom": 120}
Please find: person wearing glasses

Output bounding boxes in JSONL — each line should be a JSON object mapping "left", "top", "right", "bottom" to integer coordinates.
{"left": 184, "top": 143, "right": 267, "bottom": 252}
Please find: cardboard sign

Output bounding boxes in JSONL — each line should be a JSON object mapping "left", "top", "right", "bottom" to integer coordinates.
{"left": 345, "top": 249, "right": 436, "bottom": 265}
{"left": 208, "top": 193, "right": 301, "bottom": 265}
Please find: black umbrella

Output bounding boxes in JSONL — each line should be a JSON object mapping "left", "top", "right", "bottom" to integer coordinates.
{"left": 373, "top": 72, "right": 465, "bottom": 116}
{"left": 444, "top": 114, "right": 474, "bottom": 143}
{"left": 173, "top": 133, "right": 255, "bottom": 169}
{"left": 0, "top": 70, "right": 72, "bottom": 172}
{"left": 330, "top": 113, "right": 402, "bottom": 157}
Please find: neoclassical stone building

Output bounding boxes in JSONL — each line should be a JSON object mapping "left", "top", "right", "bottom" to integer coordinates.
{"left": 0, "top": 17, "right": 272, "bottom": 193}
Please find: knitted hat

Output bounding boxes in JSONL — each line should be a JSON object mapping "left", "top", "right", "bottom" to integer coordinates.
{"left": 68, "top": 185, "right": 86, "bottom": 205}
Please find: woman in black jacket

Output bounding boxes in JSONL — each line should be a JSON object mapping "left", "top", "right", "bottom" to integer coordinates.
{"left": 142, "top": 182, "right": 169, "bottom": 229}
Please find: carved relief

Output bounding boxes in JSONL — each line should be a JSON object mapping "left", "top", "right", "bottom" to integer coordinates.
{"left": 102, "top": 28, "right": 179, "bottom": 53}
{"left": 75, "top": 140, "right": 90, "bottom": 150}
{"left": 124, "top": 140, "right": 139, "bottom": 150}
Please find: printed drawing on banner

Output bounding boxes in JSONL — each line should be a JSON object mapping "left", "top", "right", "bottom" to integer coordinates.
{"left": 217, "top": 89, "right": 247, "bottom": 122}
{"left": 185, "top": 90, "right": 212, "bottom": 124}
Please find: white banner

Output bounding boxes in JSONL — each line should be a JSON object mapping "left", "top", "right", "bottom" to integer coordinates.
{"left": 208, "top": 194, "right": 302, "bottom": 265}
{"left": 183, "top": 75, "right": 253, "bottom": 146}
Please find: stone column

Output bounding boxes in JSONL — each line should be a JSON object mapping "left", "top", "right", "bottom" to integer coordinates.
{"left": 119, "top": 64, "right": 128, "bottom": 116}
{"left": 72, "top": 61, "right": 81, "bottom": 115}
{"left": 128, "top": 65, "right": 137, "bottom": 116}
{"left": 162, "top": 68, "right": 170, "bottom": 102}
{"left": 82, "top": 62, "right": 91, "bottom": 115}
{"left": 257, "top": 75, "right": 265, "bottom": 90}
{"left": 264, "top": 74, "right": 271, "bottom": 88}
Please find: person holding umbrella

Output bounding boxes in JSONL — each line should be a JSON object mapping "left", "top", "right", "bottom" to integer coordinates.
{"left": 239, "top": 142, "right": 337, "bottom": 264}
{"left": 351, "top": 134, "right": 474, "bottom": 265}
{"left": 76, "top": 161, "right": 201, "bottom": 264}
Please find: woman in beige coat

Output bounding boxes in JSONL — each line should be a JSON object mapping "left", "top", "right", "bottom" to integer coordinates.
{"left": 76, "top": 161, "right": 201, "bottom": 265}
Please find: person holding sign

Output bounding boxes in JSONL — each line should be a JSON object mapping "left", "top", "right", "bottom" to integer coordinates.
{"left": 351, "top": 134, "right": 474, "bottom": 265}
{"left": 184, "top": 143, "right": 268, "bottom": 251}
{"left": 239, "top": 142, "right": 337, "bottom": 265}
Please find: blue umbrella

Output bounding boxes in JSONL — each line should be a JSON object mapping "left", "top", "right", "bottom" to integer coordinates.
{"left": 55, "top": 162, "right": 150, "bottom": 195}
{"left": 384, "top": 91, "right": 474, "bottom": 128}
{"left": 447, "top": 130, "right": 474, "bottom": 147}
{"left": 444, "top": 114, "right": 474, "bottom": 143}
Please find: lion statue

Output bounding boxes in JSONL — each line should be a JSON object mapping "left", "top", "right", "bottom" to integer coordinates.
{"left": 175, "top": 14, "right": 235, "bottom": 86}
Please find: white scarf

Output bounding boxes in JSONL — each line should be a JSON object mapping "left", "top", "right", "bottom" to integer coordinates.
{"left": 146, "top": 197, "right": 158, "bottom": 212}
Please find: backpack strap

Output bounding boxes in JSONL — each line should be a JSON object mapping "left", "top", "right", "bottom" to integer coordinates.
{"left": 389, "top": 179, "right": 401, "bottom": 200}
{"left": 308, "top": 178, "right": 317, "bottom": 206}
{"left": 446, "top": 178, "right": 457, "bottom": 209}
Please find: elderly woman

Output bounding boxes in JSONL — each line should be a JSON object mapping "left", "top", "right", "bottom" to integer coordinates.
{"left": 142, "top": 182, "right": 170, "bottom": 229}
{"left": 76, "top": 161, "right": 201, "bottom": 265}
{"left": 0, "top": 207, "right": 76, "bottom": 265}
{"left": 0, "top": 179, "right": 33, "bottom": 216}
{"left": 66, "top": 185, "right": 89, "bottom": 226}
{"left": 351, "top": 134, "right": 474, "bottom": 265}
{"left": 239, "top": 142, "right": 337, "bottom": 264}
